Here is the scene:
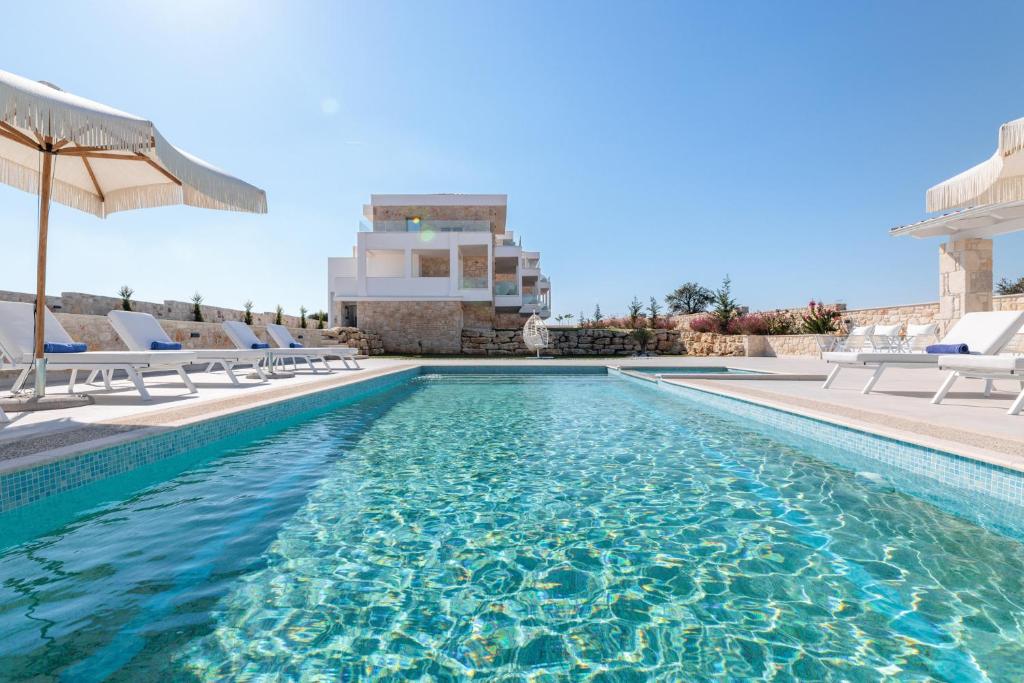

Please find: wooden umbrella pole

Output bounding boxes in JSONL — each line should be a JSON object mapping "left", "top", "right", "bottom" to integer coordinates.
{"left": 33, "top": 145, "right": 54, "bottom": 397}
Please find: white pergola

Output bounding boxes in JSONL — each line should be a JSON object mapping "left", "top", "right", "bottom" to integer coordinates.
{"left": 890, "top": 200, "right": 1024, "bottom": 240}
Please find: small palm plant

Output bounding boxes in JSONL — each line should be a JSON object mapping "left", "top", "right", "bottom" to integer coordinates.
{"left": 627, "top": 297, "right": 643, "bottom": 329}
{"left": 631, "top": 321, "right": 654, "bottom": 354}
{"left": 243, "top": 300, "right": 254, "bottom": 325}
{"left": 191, "top": 292, "right": 204, "bottom": 323}
{"left": 118, "top": 285, "right": 134, "bottom": 312}
{"left": 300, "top": 306, "right": 307, "bottom": 329}
{"left": 274, "top": 305, "right": 283, "bottom": 326}
{"left": 317, "top": 310, "right": 326, "bottom": 330}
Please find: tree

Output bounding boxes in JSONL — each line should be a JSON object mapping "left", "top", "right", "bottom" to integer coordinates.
{"left": 300, "top": 305, "right": 308, "bottom": 329}
{"left": 191, "top": 292, "right": 204, "bottom": 323}
{"left": 578, "top": 310, "right": 587, "bottom": 327}
{"left": 118, "top": 286, "right": 134, "bottom": 312}
{"left": 592, "top": 304, "right": 603, "bottom": 326}
{"left": 317, "top": 311, "right": 326, "bottom": 330}
{"left": 665, "top": 282, "right": 713, "bottom": 314}
{"left": 626, "top": 297, "right": 644, "bottom": 328}
{"left": 710, "top": 276, "right": 738, "bottom": 331}
{"left": 996, "top": 276, "right": 1024, "bottom": 295}
{"left": 647, "top": 297, "right": 661, "bottom": 328}
{"left": 630, "top": 321, "right": 653, "bottom": 354}
{"left": 243, "top": 300, "right": 254, "bottom": 325}
{"left": 274, "top": 305, "right": 283, "bottom": 325}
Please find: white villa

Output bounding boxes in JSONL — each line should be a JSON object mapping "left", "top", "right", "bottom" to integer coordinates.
{"left": 327, "top": 194, "right": 551, "bottom": 353}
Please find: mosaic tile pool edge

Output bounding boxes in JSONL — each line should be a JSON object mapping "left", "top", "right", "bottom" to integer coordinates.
{"left": 0, "top": 368, "right": 421, "bottom": 512}
{"left": 637, "top": 374, "right": 1024, "bottom": 512}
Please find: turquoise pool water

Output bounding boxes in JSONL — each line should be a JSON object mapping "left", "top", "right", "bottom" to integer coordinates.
{"left": 2, "top": 372, "right": 1024, "bottom": 680}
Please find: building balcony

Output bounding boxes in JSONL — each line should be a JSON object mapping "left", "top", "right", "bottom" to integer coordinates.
{"left": 362, "top": 219, "right": 493, "bottom": 233}
{"left": 460, "top": 276, "right": 489, "bottom": 290}
{"left": 494, "top": 281, "right": 519, "bottom": 296}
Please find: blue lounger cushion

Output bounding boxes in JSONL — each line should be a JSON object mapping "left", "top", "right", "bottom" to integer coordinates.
{"left": 289, "top": 342, "right": 304, "bottom": 348}
{"left": 151, "top": 341, "right": 182, "bottom": 350}
{"left": 43, "top": 342, "right": 87, "bottom": 353}
{"left": 926, "top": 343, "right": 969, "bottom": 354}
{"left": 251, "top": 342, "right": 270, "bottom": 349}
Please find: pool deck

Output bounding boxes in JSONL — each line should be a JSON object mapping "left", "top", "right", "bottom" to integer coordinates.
{"left": 2, "top": 355, "right": 1023, "bottom": 474}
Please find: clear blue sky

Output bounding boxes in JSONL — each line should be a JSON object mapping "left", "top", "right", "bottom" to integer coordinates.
{"left": 2, "top": 0, "right": 1023, "bottom": 319}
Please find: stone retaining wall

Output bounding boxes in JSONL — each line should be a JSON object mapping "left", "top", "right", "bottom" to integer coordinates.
{"left": 321, "top": 327, "right": 385, "bottom": 356}
{"left": 359, "top": 301, "right": 463, "bottom": 354}
{"left": 0, "top": 290, "right": 307, "bottom": 327}
{"left": 679, "top": 332, "right": 748, "bottom": 356}
{"left": 462, "top": 328, "right": 683, "bottom": 356}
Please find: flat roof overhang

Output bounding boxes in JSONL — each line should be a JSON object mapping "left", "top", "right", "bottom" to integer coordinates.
{"left": 891, "top": 201, "right": 1024, "bottom": 240}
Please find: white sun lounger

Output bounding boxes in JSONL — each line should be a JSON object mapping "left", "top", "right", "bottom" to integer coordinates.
{"left": 933, "top": 350, "right": 1024, "bottom": 415}
{"left": 265, "top": 323, "right": 359, "bottom": 371}
{"left": 108, "top": 310, "right": 267, "bottom": 384}
{"left": 222, "top": 321, "right": 334, "bottom": 374}
{"left": 0, "top": 301, "right": 197, "bottom": 401}
{"left": 822, "top": 311, "right": 1024, "bottom": 394}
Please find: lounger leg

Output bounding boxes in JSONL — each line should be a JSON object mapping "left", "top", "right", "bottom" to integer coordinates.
{"left": 862, "top": 365, "right": 886, "bottom": 394}
{"left": 223, "top": 363, "right": 240, "bottom": 385}
{"left": 68, "top": 369, "right": 78, "bottom": 394}
{"left": 1009, "top": 387, "right": 1024, "bottom": 416}
{"left": 321, "top": 356, "right": 333, "bottom": 373}
{"left": 931, "top": 371, "right": 959, "bottom": 405}
{"left": 125, "top": 367, "right": 151, "bottom": 401}
{"left": 12, "top": 368, "right": 30, "bottom": 393}
{"left": 983, "top": 379, "right": 993, "bottom": 397}
{"left": 85, "top": 370, "right": 99, "bottom": 385}
{"left": 205, "top": 361, "right": 216, "bottom": 373}
{"left": 254, "top": 360, "right": 267, "bottom": 381}
{"left": 177, "top": 367, "right": 198, "bottom": 394}
{"left": 102, "top": 369, "right": 113, "bottom": 390}
{"left": 0, "top": 406, "right": 8, "bottom": 423}
{"left": 822, "top": 365, "right": 841, "bottom": 389}
{"left": 305, "top": 356, "right": 318, "bottom": 374}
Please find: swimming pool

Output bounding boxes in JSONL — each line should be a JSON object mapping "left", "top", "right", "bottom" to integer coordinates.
{"left": 1, "top": 369, "right": 1024, "bottom": 680}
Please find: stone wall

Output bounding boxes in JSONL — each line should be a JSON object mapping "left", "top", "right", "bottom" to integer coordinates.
{"left": 320, "top": 327, "right": 384, "bottom": 355}
{"left": 358, "top": 301, "right": 463, "bottom": 354}
{"left": 462, "top": 328, "right": 683, "bottom": 356}
{"left": 0, "top": 290, "right": 308, "bottom": 327}
{"left": 679, "top": 332, "right": 747, "bottom": 357}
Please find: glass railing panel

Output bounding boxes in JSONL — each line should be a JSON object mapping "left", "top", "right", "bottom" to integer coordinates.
{"left": 461, "top": 276, "right": 489, "bottom": 289}
{"left": 494, "top": 282, "right": 519, "bottom": 295}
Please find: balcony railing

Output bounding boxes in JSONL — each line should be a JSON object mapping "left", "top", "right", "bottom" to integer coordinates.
{"left": 494, "top": 281, "right": 519, "bottom": 295}
{"left": 362, "top": 219, "right": 492, "bottom": 233}
{"left": 461, "top": 276, "right": 488, "bottom": 289}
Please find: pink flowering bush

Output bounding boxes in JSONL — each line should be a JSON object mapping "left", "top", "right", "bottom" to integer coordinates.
{"left": 689, "top": 314, "right": 721, "bottom": 333}
{"left": 727, "top": 313, "right": 769, "bottom": 335}
{"left": 800, "top": 300, "right": 843, "bottom": 334}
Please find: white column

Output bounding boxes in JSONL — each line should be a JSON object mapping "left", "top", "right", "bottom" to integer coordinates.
{"left": 404, "top": 248, "right": 413, "bottom": 279}
{"left": 449, "top": 242, "right": 460, "bottom": 296}
{"left": 355, "top": 236, "right": 367, "bottom": 296}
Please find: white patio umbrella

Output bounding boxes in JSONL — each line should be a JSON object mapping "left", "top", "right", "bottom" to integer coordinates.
{"left": 927, "top": 117, "right": 1024, "bottom": 212}
{"left": 0, "top": 69, "right": 267, "bottom": 397}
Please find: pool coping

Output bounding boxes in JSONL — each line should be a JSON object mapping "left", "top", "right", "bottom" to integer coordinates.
{"left": 657, "top": 375, "right": 1024, "bottom": 473}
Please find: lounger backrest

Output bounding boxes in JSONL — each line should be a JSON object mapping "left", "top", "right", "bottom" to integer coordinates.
{"left": 222, "top": 321, "right": 262, "bottom": 349}
{"left": 939, "top": 311, "right": 1024, "bottom": 354}
{"left": 907, "top": 323, "right": 938, "bottom": 337}
{"left": 874, "top": 324, "right": 902, "bottom": 336}
{"left": 266, "top": 324, "right": 297, "bottom": 348}
{"left": 107, "top": 310, "right": 173, "bottom": 350}
{"left": 0, "top": 301, "right": 75, "bottom": 359}
{"left": 848, "top": 325, "right": 874, "bottom": 336}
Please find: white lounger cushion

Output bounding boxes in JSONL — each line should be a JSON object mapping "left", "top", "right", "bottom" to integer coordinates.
{"left": 823, "top": 351, "right": 940, "bottom": 364}
{"left": 873, "top": 324, "right": 902, "bottom": 336}
{"left": 937, "top": 355, "right": 1024, "bottom": 373}
{"left": 265, "top": 323, "right": 356, "bottom": 355}
{"left": 109, "top": 311, "right": 265, "bottom": 361}
{"left": 35, "top": 350, "right": 197, "bottom": 365}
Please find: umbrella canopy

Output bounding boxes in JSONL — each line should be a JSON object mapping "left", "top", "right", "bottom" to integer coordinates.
{"left": 927, "top": 117, "right": 1024, "bottom": 213}
{"left": 0, "top": 69, "right": 267, "bottom": 397}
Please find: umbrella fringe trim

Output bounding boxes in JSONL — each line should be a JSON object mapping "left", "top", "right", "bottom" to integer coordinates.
{"left": 0, "top": 81, "right": 153, "bottom": 152}
{"left": 926, "top": 153, "right": 1003, "bottom": 212}
{"left": 0, "top": 157, "right": 103, "bottom": 217}
{"left": 152, "top": 132, "right": 267, "bottom": 214}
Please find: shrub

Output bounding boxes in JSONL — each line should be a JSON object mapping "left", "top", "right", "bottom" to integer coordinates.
{"left": 243, "top": 300, "right": 253, "bottom": 325}
{"left": 627, "top": 297, "right": 643, "bottom": 329}
{"left": 191, "top": 292, "right": 204, "bottom": 323}
{"left": 761, "top": 310, "right": 798, "bottom": 335}
{"left": 647, "top": 297, "right": 661, "bottom": 328}
{"left": 274, "top": 305, "right": 283, "bottom": 326}
{"left": 118, "top": 286, "right": 134, "bottom": 312}
{"left": 630, "top": 323, "right": 654, "bottom": 353}
{"left": 800, "top": 300, "right": 842, "bottom": 334}
{"left": 710, "top": 276, "right": 739, "bottom": 330}
{"left": 727, "top": 313, "right": 768, "bottom": 335}
{"left": 665, "top": 282, "right": 713, "bottom": 314}
{"left": 996, "top": 276, "right": 1024, "bottom": 295}
{"left": 689, "top": 314, "right": 720, "bottom": 333}
{"left": 317, "top": 311, "right": 326, "bottom": 330}
{"left": 300, "top": 305, "right": 307, "bottom": 329}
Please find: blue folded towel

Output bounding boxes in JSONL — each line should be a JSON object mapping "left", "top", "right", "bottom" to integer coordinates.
{"left": 289, "top": 342, "right": 304, "bottom": 348}
{"left": 926, "top": 343, "right": 969, "bottom": 354}
{"left": 151, "top": 341, "right": 182, "bottom": 350}
{"left": 43, "top": 342, "right": 87, "bottom": 353}
{"left": 251, "top": 342, "right": 270, "bottom": 349}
